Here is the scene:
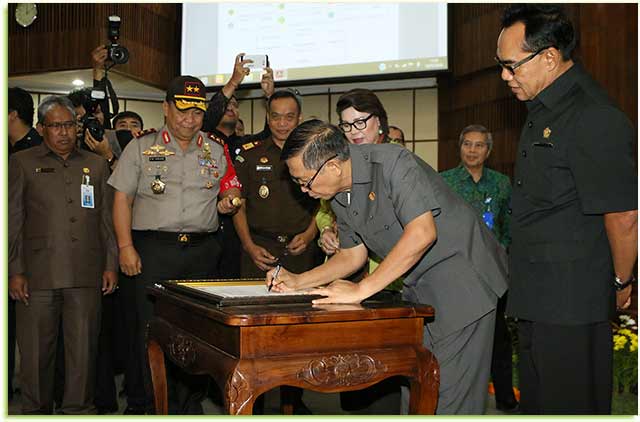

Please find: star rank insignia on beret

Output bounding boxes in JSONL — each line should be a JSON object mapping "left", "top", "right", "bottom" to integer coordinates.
{"left": 134, "top": 128, "right": 157, "bottom": 139}
{"left": 185, "top": 83, "right": 201, "bottom": 94}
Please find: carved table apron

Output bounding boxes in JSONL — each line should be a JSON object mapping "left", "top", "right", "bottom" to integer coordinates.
{"left": 147, "top": 286, "right": 439, "bottom": 415}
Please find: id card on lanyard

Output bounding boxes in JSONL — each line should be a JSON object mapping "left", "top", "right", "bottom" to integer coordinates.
{"left": 81, "top": 168, "right": 95, "bottom": 209}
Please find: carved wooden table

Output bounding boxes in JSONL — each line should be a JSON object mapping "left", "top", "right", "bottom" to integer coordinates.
{"left": 146, "top": 285, "right": 439, "bottom": 415}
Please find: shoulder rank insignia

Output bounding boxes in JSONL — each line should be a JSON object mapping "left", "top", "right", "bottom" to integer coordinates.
{"left": 134, "top": 128, "right": 157, "bottom": 139}
{"left": 207, "top": 133, "right": 225, "bottom": 146}
{"left": 241, "top": 141, "right": 261, "bottom": 151}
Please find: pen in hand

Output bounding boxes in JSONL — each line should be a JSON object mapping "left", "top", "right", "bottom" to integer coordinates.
{"left": 269, "top": 264, "right": 282, "bottom": 292}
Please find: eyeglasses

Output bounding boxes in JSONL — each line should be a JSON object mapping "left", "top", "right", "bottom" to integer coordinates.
{"left": 461, "top": 141, "right": 488, "bottom": 150}
{"left": 292, "top": 154, "right": 338, "bottom": 190}
{"left": 42, "top": 121, "right": 76, "bottom": 131}
{"left": 494, "top": 46, "right": 555, "bottom": 75}
{"left": 338, "top": 114, "right": 375, "bottom": 133}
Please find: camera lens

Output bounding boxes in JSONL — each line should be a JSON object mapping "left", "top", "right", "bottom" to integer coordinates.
{"left": 109, "top": 45, "right": 129, "bottom": 65}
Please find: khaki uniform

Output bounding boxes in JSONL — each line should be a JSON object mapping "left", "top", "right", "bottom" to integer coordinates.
{"left": 109, "top": 126, "right": 240, "bottom": 232}
{"left": 107, "top": 126, "right": 240, "bottom": 413}
{"left": 235, "top": 137, "right": 320, "bottom": 277}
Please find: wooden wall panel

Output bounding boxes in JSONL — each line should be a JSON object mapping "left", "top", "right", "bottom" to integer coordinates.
{"left": 439, "top": 3, "right": 637, "bottom": 178}
{"left": 8, "top": 3, "right": 181, "bottom": 89}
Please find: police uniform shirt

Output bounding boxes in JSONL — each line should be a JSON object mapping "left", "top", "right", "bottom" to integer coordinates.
{"left": 9, "top": 127, "right": 42, "bottom": 156}
{"left": 508, "top": 63, "right": 638, "bottom": 325}
{"left": 234, "top": 137, "right": 318, "bottom": 235}
{"left": 107, "top": 126, "right": 241, "bottom": 232}
{"left": 331, "top": 144, "right": 508, "bottom": 339}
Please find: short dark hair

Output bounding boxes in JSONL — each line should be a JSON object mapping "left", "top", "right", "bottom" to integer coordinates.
{"left": 67, "top": 88, "right": 93, "bottom": 109}
{"left": 336, "top": 88, "right": 389, "bottom": 135}
{"left": 281, "top": 119, "right": 350, "bottom": 170}
{"left": 112, "top": 111, "right": 144, "bottom": 129}
{"left": 388, "top": 125, "right": 405, "bottom": 142}
{"left": 8, "top": 87, "right": 35, "bottom": 127}
{"left": 501, "top": 4, "right": 576, "bottom": 60}
{"left": 268, "top": 89, "right": 302, "bottom": 114}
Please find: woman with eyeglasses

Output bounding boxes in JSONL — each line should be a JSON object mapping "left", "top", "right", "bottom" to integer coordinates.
{"left": 336, "top": 88, "right": 391, "bottom": 145}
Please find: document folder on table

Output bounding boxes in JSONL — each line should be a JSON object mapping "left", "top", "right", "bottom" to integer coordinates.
{"left": 156, "top": 278, "right": 325, "bottom": 307}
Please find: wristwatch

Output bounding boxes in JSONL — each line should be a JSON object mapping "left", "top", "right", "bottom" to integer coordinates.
{"left": 614, "top": 274, "right": 636, "bottom": 291}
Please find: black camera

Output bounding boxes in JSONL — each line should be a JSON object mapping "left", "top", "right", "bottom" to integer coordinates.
{"left": 107, "top": 15, "right": 129, "bottom": 65}
{"left": 81, "top": 90, "right": 106, "bottom": 143}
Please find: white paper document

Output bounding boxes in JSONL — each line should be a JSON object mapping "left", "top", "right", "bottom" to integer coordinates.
{"left": 192, "top": 285, "right": 314, "bottom": 298}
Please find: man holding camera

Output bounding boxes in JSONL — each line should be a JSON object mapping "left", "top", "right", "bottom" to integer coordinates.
{"left": 108, "top": 75, "right": 241, "bottom": 414}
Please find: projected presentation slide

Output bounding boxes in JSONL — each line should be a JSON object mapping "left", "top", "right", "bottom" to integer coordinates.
{"left": 181, "top": 3, "right": 448, "bottom": 86}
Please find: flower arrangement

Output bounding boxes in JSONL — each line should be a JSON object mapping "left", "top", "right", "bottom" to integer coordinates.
{"left": 613, "top": 314, "right": 638, "bottom": 394}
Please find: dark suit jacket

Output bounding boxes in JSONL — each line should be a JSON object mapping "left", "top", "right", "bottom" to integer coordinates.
{"left": 8, "top": 143, "right": 118, "bottom": 290}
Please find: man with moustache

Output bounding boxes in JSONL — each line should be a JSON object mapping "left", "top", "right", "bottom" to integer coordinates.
{"left": 9, "top": 95, "right": 118, "bottom": 414}
{"left": 108, "top": 75, "right": 242, "bottom": 414}
{"left": 496, "top": 4, "right": 637, "bottom": 414}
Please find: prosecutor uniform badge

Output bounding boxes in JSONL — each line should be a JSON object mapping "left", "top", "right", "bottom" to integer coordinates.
{"left": 259, "top": 184, "right": 270, "bottom": 199}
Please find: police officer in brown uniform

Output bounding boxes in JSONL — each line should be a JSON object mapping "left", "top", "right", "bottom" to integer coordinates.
{"left": 233, "top": 90, "right": 320, "bottom": 278}
{"left": 108, "top": 76, "right": 241, "bottom": 414}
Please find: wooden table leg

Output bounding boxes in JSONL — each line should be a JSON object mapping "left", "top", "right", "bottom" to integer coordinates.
{"left": 225, "top": 367, "right": 257, "bottom": 415}
{"left": 147, "top": 338, "right": 168, "bottom": 415}
{"left": 409, "top": 349, "right": 440, "bottom": 414}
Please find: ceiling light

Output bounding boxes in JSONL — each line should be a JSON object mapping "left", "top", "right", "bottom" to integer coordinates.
{"left": 72, "top": 79, "right": 84, "bottom": 87}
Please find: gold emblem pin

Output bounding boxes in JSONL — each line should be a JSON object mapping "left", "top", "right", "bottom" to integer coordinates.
{"left": 543, "top": 127, "right": 551, "bottom": 138}
{"left": 213, "top": 170, "right": 219, "bottom": 178}
{"left": 368, "top": 192, "right": 376, "bottom": 201}
{"left": 259, "top": 156, "right": 269, "bottom": 164}
{"left": 83, "top": 167, "right": 90, "bottom": 174}
{"left": 258, "top": 184, "right": 270, "bottom": 199}
{"left": 205, "top": 181, "right": 214, "bottom": 189}
{"left": 151, "top": 177, "right": 166, "bottom": 194}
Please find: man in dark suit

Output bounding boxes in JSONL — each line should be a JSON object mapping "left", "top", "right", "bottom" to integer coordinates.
{"left": 8, "top": 95, "right": 118, "bottom": 414}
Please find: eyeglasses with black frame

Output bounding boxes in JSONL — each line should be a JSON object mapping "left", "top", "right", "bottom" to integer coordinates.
{"left": 495, "top": 46, "right": 555, "bottom": 75}
{"left": 42, "top": 121, "right": 76, "bottom": 131}
{"left": 338, "top": 114, "right": 375, "bottom": 133}
{"left": 292, "top": 154, "right": 338, "bottom": 190}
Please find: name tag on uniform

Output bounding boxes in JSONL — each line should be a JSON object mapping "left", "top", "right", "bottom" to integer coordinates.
{"left": 256, "top": 165, "right": 272, "bottom": 172}
{"left": 81, "top": 184, "right": 95, "bottom": 208}
{"left": 35, "top": 167, "right": 55, "bottom": 173}
{"left": 149, "top": 156, "right": 166, "bottom": 162}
